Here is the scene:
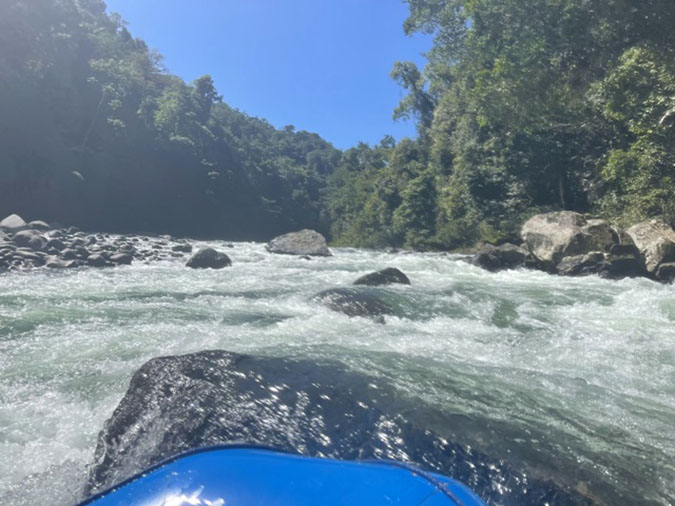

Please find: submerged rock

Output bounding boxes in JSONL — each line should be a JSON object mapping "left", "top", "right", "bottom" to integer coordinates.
{"left": 266, "top": 229, "right": 331, "bottom": 257}
{"left": 84, "top": 350, "right": 588, "bottom": 505}
{"left": 353, "top": 267, "right": 411, "bottom": 286}
{"left": 313, "top": 287, "right": 393, "bottom": 320}
{"left": 186, "top": 247, "right": 232, "bottom": 269}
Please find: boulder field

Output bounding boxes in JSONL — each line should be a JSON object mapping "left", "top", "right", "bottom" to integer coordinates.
{"left": 0, "top": 213, "right": 199, "bottom": 271}
{"left": 470, "top": 211, "right": 675, "bottom": 283}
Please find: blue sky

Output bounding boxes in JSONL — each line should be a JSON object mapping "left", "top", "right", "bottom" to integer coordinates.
{"left": 104, "top": 0, "right": 431, "bottom": 149}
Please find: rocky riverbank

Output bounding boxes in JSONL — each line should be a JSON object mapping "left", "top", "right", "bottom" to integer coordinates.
{"left": 0, "top": 213, "right": 195, "bottom": 271}
{"left": 470, "top": 211, "right": 675, "bottom": 283}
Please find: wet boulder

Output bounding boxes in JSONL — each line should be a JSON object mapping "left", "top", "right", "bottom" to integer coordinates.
{"left": 266, "top": 229, "right": 331, "bottom": 257}
{"left": 353, "top": 267, "right": 411, "bottom": 286}
{"left": 521, "top": 212, "right": 619, "bottom": 269}
{"left": 313, "top": 287, "right": 393, "bottom": 320}
{"left": 626, "top": 218, "right": 675, "bottom": 277}
{"left": 186, "top": 247, "right": 232, "bottom": 269}
{"left": 471, "top": 243, "right": 528, "bottom": 272}
{"left": 83, "top": 350, "right": 591, "bottom": 506}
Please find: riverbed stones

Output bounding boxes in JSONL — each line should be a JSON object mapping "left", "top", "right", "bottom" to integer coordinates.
{"left": 266, "top": 229, "right": 331, "bottom": 256}
{"left": 171, "top": 243, "right": 192, "bottom": 253}
{"left": 626, "top": 218, "right": 675, "bottom": 276}
{"left": 353, "top": 267, "right": 411, "bottom": 286}
{"left": 87, "top": 253, "right": 108, "bottom": 267}
{"left": 186, "top": 247, "right": 231, "bottom": 269}
{"left": 45, "top": 256, "right": 69, "bottom": 269}
{"left": 45, "top": 238, "right": 66, "bottom": 252}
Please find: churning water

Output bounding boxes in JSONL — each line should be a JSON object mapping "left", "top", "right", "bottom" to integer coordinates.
{"left": 0, "top": 240, "right": 673, "bottom": 505}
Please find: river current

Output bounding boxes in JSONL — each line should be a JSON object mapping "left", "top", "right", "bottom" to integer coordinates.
{"left": 0, "top": 239, "right": 673, "bottom": 505}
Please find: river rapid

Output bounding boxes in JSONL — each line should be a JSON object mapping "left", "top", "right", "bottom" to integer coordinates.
{"left": 0, "top": 239, "right": 673, "bottom": 505}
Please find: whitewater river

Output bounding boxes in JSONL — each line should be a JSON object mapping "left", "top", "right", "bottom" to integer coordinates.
{"left": 0, "top": 240, "right": 673, "bottom": 505}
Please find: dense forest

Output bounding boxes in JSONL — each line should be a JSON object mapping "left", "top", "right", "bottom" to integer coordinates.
{"left": 325, "top": 0, "right": 675, "bottom": 249}
{"left": 0, "top": 0, "right": 340, "bottom": 238}
{"left": 1, "top": 0, "right": 674, "bottom": 247}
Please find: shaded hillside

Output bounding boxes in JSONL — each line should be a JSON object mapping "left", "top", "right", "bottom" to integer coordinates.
{"left": 0, "top": 0, "right": 341, "bottom": 238}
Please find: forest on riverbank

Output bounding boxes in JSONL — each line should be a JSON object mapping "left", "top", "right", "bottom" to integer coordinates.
{"left": 0, "top": 0, "right": 341, "bottom": 238}
{"left": 1, "top": 0, "right": 674, "bottom": 247}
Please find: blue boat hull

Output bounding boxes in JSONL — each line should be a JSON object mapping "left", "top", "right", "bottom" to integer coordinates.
{"left": 80, "top": 445, "right": 486, "bottom": 505}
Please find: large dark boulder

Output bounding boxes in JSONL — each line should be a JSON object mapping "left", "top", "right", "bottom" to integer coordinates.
{"left": 186, "top": 247, "right": 232, "bottom": 269}
{"left": 656, "top": 262, "right": 675, "bottom": 283}
{"left": 313, "top": 287, "right": 393, "bottom": 320}
{"left": 556, "top": 252, "right": 606, "bottom": 277}
{"left": 266, "top": 229, "right": 331, "bottom": 257}
{"left": 471, "top": 243, "right": 528, "bottom": 272}
{"left": 556, "top": 250, "right": 646, "bottom": 279}
{"left": 83, "top": 350, "right": 586, "bottom": 505}
{"left": 353, "top": 267, "right": 411, "bottom": 286}
{"left": 626, "top": 218, "right": 675, "bottom": 276}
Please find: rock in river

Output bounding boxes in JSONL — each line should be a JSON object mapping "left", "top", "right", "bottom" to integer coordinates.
{"left": 186, "top": 247, "right": 232, "bottom": 269}
{"left": 313, "top": 287, "right": 393, "bottom": 319}
{"left": 520, "top": 212, "right": 619, "bottom": 269}
{"left": 83, "top": 350, "right": 585, "bottom": 505}
{"left": 353, "top": 267, "right": 411, "bottom": 286}
{"left": 471, "top": 243, "right": 528, "bottom": 272}
{"left": 266, "top": 229, "right": 331, "bottom": 257}
{"left": 626, "top": 218, "right": 675, "bottom": 276}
